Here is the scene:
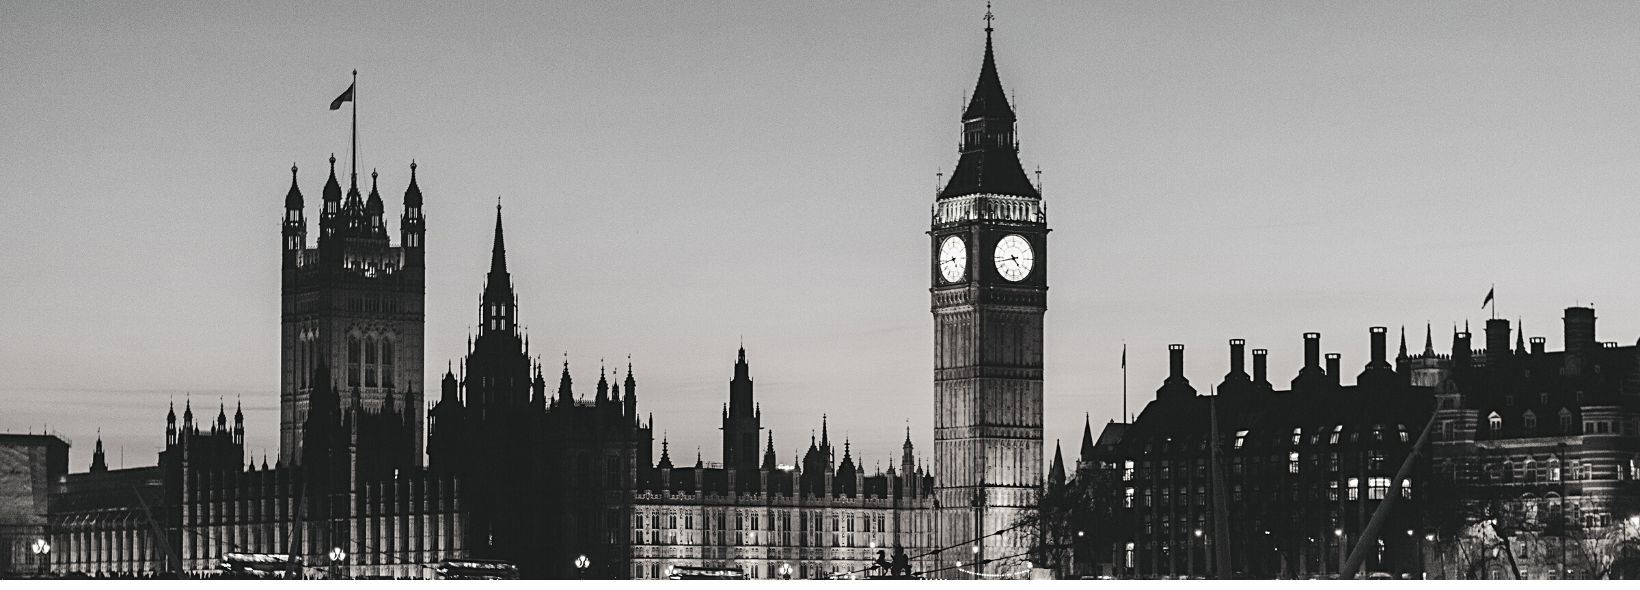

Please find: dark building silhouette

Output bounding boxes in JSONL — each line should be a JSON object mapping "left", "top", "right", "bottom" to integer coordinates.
{"left": 929, "top": 15, "right": 1046, "bottom": 578}
{"left": 1075, "top": 329, "right": 1432, "bottom": 579}
{"left": 281, "top": 159, "right": 426, "bottom": 467}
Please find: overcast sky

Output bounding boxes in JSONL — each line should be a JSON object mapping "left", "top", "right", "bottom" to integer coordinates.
{"left": 5, "top": 1, "right": 1640, "bottom": 473}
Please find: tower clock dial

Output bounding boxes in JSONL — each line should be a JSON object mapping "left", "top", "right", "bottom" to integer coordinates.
{"left": 993, "top": 234, "right": 1034, "bottom": 281}
{"left": 938, "top": 235, "right": 967, "bottom": 283}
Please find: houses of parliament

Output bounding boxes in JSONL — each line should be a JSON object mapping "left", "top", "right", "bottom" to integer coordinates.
{"left": 4, "top": 16, "right": 1042, "bottom": 581}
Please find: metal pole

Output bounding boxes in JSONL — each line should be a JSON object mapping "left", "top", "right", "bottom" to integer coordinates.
{"left": 1341, "top": 406, "right": 1439, "bottom": 578}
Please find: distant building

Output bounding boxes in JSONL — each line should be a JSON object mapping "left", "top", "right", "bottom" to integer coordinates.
{"left": 0, "top": 433, "right": 68, "bottom": 576}
{"left": 1421, "top": 309, "right": 1640, "bottom": 580}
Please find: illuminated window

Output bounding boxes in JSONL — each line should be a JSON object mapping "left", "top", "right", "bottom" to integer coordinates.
{"left": 1123, "top": 487, "right": 1135, "bottom": 508}
{"left": 1488, "top": 412, "right": 1502, "bottom": 432}
{"left": 1367, "top": 451, "right": 1384, "bottom": 471}
{"left": 1122, "top": 460, "right": 1134, "bottom": 481}
{"left": 1234, "top": 429, "right": 1248, "bottom": 449}
{"left": 1329, "top": 425, "right": 1343, "bottom": 445}
{"left": 1401, "top": 478, "right": 1413, "bottom": 499}
{"left": 1292, "top": 427, "right": 1303, "bottom": 445}
{"left": 1289, "top": 452, "right": 1300, "bottom": 474}
{"left": 1347, "top": 477, "right": 1360, "bottom": 501}
{"left": 1367, "top": 477, "right": 1390, "bottom": 500}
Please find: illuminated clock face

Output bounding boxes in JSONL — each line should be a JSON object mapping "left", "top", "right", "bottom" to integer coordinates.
{"left": 939, "top": 235, "right": 967, "bottom": 283}
{"left": 993, "top": 234, "right": 1034, "bottom": 281}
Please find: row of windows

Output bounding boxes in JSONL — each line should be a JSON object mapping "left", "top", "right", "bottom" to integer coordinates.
{"left": 633, "top": 510, "right": 886, "bottom": 534}
{"left": 1121, "top": 478, "right": 1411, "bottom": 509}
{"left": 1121, "top": 449, "right": 1391, "bottom": 482}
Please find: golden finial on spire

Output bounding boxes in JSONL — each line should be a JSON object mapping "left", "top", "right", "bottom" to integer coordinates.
{"left": 984, "top": 2, "right": 995, "bottom": 32}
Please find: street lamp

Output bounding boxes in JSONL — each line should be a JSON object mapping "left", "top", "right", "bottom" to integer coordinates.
{"left": 779, "top": 563, "right": 792, "bottom": 580}
{"left": 574, "top": 554, "right": 591, "bottom": 579}
{"left": 31, "top": 539, "right": 50, "bottom": 576}
{"left": 328, "top": 547, "right": 347, "bottom": 580}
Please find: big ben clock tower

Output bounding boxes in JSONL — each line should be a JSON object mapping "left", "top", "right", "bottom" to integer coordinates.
{"left": 930, "top": 11, "right": 1046, "bottom": 578}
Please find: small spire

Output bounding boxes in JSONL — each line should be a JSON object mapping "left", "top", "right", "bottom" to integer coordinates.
{"left": 322, "top": 154, "right": 341, "bottom": 202}
{"left": 285, "top": 163, "right": 303, "bottom": 210}
{"left": 1424, "top": 322, "right": 1435, "bottom": 356}
{"left": 403, "top": 160, "right": 422, "bottom": 207}
{"left": 1398, "top": 325, "right": 1409, "bottom": 359}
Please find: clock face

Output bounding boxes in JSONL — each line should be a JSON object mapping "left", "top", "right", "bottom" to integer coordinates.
{"left": 993, "top": 234, "right": 1034, "bottom": 281}
{"left": 938, "top": 235, "right": 967, "bottom": 283}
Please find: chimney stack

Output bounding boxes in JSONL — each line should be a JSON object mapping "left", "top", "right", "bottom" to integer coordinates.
{"left": 1251, "top": 349, "right": 1269, "bottom": 386}
{"left": 1304, "top": 332, "right": 1321, "bottom": 368}
{"left": 1369, "top": 327, "right": 1388, "bottom": 366}
{"left": 1530, "top": 336, "right": 1546, "bottom": 355}
{"left": 1564, "top": 306, "right": 1596, "bottom": 353}
{"left": 1169, "top": 344, "right": 1185, "bottom": 378}
{"left": 1325, "top": 353, "right": 1341, "bottom": 386}
{"left": 1229, "top": 339, "right": 1246, "bottom": 376}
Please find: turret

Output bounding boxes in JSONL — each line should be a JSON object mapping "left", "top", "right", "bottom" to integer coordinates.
{"left": 531, "top": 365, "right": 546, "bottom": 411}
{"left": 166, "top": 402, "right": 178, "bottom": 446}
{"left": 91, "top": 430, "right": 107, "bottom": 473}
{"left": 1486, "top": 318, "right": 1512, "bottom": 364}
{"left": 215, "top": 401, "right": 228, "bottom": 435}
{"left": 902, "top": 427, "right": 917, "bottom": 477}
{"left": 182, "top": 399, "right": 194, "bottom": 434}
{"left": 596, "top": 365, "right": 609, "bottom": 405}
{"left": 282, "top": 164, "right": 306, "bottom": 267}
{"left": 440, "top": 364, "right": 459, "bottom": 403}
{"left": 624, "top": 359, "right": 638, "bottom": 422}
{"left": 1564, "top": 307, "right": 1596, "bottom": 353}
{"left": 319, "top": 154, "right": 342, "bottom": 240}
{"left": 762, "top": 430, "right": 778, "bottom": 471}
{"left": 364, "top": 169, "right": 386, "bottom": 236}
{"left": 401, "top": 161, "right": 425, "bottom": 266}
{"left": 233, "top": 400, "right": 245, "bottom": 445}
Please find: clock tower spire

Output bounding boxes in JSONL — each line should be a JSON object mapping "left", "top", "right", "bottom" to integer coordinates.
{"left": 929, "top": 8, "right": 1047, "bottom": 578}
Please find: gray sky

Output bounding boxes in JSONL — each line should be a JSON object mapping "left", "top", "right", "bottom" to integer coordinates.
{"left": 4, "top": 1, "right": 1640, "bottom": 473}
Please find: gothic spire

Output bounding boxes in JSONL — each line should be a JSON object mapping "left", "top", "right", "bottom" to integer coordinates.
{"left": 403, "top": 160, "right": 422, "bottom": 208}
{"left": 1423, "top": 322, "right": 1435, "bottom": 356}
{"left": 1398, "top": 326, "right": 1409, "bottom": 359}
{"left": 1049, "top": 440, "right": 1067, "bottom": 487}
{"left": 489, "top": 200, "right": 508, "bottom": 277}
{"left": 481, "top": 201, "right": 516, "bottom": 334}
{"left": 322, "top": 154, "right": 342, "bottom": 203}
{"left": 91, "top": 430, "right": 107, "bottom": 473}
{"left": 557, "top": 358, "right": 574, "bottom": 407}
{"left": 939, "top": 5, "right": 1038, "bottom": 200}
{"left": 285, "top": 164, "right": 303, "bottom": 210}
{"left": 1080, "top": 413, "right": 1095, "bottom": 462}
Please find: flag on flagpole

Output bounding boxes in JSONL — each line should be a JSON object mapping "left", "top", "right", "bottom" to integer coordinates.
{"left": 1482, "top": 287, "right": 1495, "bottom": 309}
{"left": 1121, "top": 344, "right": 1126, "bottom": 369}
{"left": 330, "top": 82, "right": 355, "bottom": 110}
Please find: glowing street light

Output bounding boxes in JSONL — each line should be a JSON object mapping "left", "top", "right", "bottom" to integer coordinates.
{"left": 779, "top": 563, "right": 792, "bottom": 580}
{"left": 1194, "top": 529, "right": 1203, "bottom": 538}
{"left": 1334, "top": 528, "right": 1344, "bottom": 537}
{"left": 327, "top": 547, "right": 347, "bottom": 580}
{"left": 31, "top": 539, "right": 50, "bottom": 575}
{"left": 574, "top": 554, "right": 591, "bottom": 579}
{"left": 972, "top": 545, "right": 979, "bottom": 554}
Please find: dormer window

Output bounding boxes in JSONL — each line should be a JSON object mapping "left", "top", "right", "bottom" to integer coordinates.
{"left": 1523, "top": 411, "right": 1538, "bottom": 436}
{"left": 1488, "top": 412, "right": 1503, "bottom": 432}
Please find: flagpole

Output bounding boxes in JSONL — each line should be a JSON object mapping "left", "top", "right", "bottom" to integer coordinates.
{"left": 351, "top": 69, "right": 358, "bottom": 186}
{"left": 1491, "top": 283, "right": 1496, "bottom": 320}
{"left": 1122, "top": 343, "right": 1128, "bottom": 423}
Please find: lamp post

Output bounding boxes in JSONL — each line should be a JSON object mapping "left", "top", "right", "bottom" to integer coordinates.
{"left": 574, "top": 554, "right": 591, "bottom": 579}
{"left": 1191, "top": 529, "right": 1203, "bottom": 579}
{"left": 327, "top": 547, "right": 347, "bottom": 580}
{"left": 31, "top": 539, "right": 50, "bottom": 576}
{"left": 779, "top": 562, "right": 792, "bottom": 580}
{"left": 1335, "top": 529, "right": 1347, "bottom": 578}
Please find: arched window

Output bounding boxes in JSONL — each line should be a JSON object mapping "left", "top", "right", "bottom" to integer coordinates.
{"left": 364, "top": 337, "right": 378, "bottom": 387}
{"left": 381, "top": 338, "right": 395, "bottom": 388}
{"left": 347, "top": 335, "right": 362, "bottom": 387}
{"left": 1524, "top": 459, "right": 1538, "bottom": 483}
{"left": 1549, "top": 457, "right": 1562, "bottom": 482}
{"left": 1559, "top": 408, "right": 1574, "bottom": 433}
{"left": 1488, "top": 412, "right": 1503, "bottom": 432}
